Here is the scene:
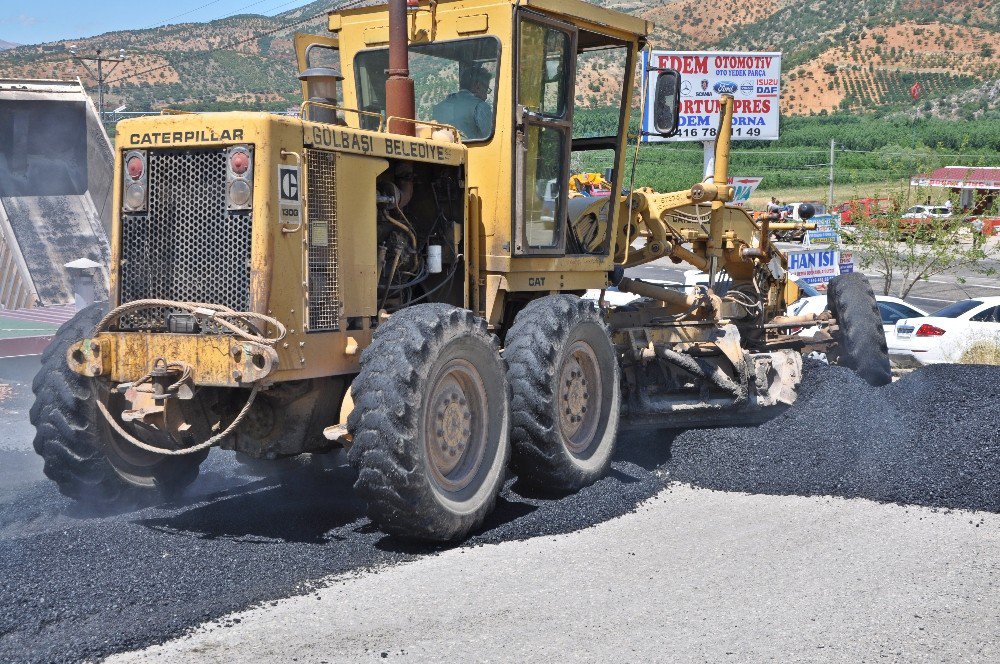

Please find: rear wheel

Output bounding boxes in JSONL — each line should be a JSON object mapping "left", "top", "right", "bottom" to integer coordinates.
{"left": 826, "top": 273, "right": 892, "bottom": 386}
{"left": 504, "top": 295, "right": 620, "bottom": 492}
{"left": 347, "top": 304, "right": 510, "bottom": 541}
{"left": 29, "top": 304, "right": 206, "bottom": 504}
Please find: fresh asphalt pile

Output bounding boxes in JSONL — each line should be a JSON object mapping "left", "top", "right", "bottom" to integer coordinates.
{"left": 667, "top": 361, "right": 1000, "bottom": 513}
{"left": 0, "top": 361, "right": 997, "bottom": 663}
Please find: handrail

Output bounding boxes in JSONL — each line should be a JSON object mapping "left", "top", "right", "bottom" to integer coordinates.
{"left": 385, "top": 116, "right": 462, "bottom": 143}
{"left": 300, "top": 100, "right": 384, "bottom": 131}
{"left": 159, "top": 108, "right": 196, "bottom": 115}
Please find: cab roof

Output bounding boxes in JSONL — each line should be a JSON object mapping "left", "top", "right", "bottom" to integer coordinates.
{"left": 333, "top": 0, "right": 653, "bottom": 40}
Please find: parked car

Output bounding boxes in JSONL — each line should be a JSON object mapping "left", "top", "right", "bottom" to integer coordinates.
{"left": 788, "top": 201, "right": 826, "bottom": 221}
{"left": 901, "top": 205, "right": 952, "bottom": 220}
{"left": 893, "top": 297, "right": 1000, "bottom": 365}
{"left": 833, "top": 197, "right": 895, "bottom": 225}
{"left": 789, "top": 291, "right": 927, "bottom": 363}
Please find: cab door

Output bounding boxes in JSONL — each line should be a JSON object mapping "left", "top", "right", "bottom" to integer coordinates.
{"left": 512, "top": 11, "right": 577, "bottom": 256}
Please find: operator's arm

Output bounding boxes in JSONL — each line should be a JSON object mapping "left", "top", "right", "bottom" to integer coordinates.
{"left": 474, "top": 101, "right": 493, "bottom": 138}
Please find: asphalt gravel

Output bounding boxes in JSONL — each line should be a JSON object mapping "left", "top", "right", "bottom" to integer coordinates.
{"left": 0, "top": 360, "right": 997, "bottom": 662}
{"left": 667, "top": 361, "right": 1000, "bottom": 513}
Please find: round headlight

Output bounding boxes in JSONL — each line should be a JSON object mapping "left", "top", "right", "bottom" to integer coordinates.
{"left": 228, "top": 179, "right": 252, "bottom": 208}
{"left": 126, "top": 155, "right": 144, "bottom": 180}
{"left": 124, "top": 182, "right": 145, "bottom": 210}
{"left": 230, "top": 150, "right": 250, "bottom": 175}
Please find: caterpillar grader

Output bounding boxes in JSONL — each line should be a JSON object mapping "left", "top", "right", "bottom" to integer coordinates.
{"left": 31, "top": 0, "right": 891, "bottom": 540}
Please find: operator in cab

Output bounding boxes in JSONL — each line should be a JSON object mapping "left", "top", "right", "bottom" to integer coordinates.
{"left": 432, "top": 65, "right": 493, "bottom": 140}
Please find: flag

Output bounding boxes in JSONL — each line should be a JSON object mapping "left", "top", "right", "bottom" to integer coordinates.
{"left": 910, "top": 81, "right": 921, "bottom": 100}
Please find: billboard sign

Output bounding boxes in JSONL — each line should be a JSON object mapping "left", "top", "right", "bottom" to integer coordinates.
{"left": 642, "top": 51, "right": 781, "bottom": 142}
{"left": 786, "top": 248, "right": 842, "bottom": 290}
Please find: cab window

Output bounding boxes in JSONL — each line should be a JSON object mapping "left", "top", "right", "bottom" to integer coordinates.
{"left": 514, "top": 14, "right": 575, "bottom": 255}
{"left": 354, "top": 38, "right": 500, "bottom": 140}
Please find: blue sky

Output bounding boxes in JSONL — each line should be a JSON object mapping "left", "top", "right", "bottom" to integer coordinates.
{"left": 0, "top": 0, "right": 314, "bottom": 46}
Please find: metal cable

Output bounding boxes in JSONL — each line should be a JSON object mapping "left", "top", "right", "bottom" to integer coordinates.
{"left": 96, "top": 384, "right": 260, "bottom": 456}
{"left": 90, "top": 298, "right": 285, "bottom": 456}
{"left": 95, "top": 299, "right": 286, "bottom": 345}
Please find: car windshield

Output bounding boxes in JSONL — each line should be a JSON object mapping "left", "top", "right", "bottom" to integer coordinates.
{"left": 930, "top": 300, "right": 983, "bottom": 318}
{"left": 905, "top": 206, "right": 923, "bottom": 214}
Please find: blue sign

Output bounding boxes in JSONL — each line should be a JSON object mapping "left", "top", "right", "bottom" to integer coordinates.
{"left": 806, "top": 230, "right": 839, "bottom": 244}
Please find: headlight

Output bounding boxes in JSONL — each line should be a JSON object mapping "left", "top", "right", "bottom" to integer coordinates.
{"left": 124, "top": 183, "right": 146, "bottom": 211}
{"left": 122, "top": 149, "right": 147, "bottom": 212}
{"left": 228, "top": 180, "right": 252, "bottom": 208}
{"left": 226, "top": 145, "right": 253, "bottom": 211}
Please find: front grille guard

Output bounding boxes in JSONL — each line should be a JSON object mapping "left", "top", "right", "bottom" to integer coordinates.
{"left": 118, "top": 148, "right": 253, "bottom": 331}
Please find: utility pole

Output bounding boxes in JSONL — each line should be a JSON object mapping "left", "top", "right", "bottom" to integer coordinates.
{"left": 69, "top": 46, "right": 126, "bottom": 121}
{"left": 828, "top": 138, "right": 835, "bottom": 208}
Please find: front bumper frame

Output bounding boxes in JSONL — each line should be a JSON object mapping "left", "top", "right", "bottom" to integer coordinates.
{"left": 67, "top": 332, "right": 279, "bottom": 387}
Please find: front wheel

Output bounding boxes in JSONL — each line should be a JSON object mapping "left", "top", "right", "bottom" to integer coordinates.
{"left": 504, "top": 295, "right": 620, "bottom": 492}
{"left": 29, "top": 304, "right": 206, "bottom": 504}
{"left": 826, "top": 273, "right": 892, "bottom": 386}
{"left": 348, "top": 304, "right": 510, "bottom": 541}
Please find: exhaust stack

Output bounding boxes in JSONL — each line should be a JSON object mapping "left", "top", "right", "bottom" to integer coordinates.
{"left": 386, "top": 0, "right": 416, "bottom": 136}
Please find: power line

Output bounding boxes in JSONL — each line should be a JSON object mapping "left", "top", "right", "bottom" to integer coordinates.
{"left": 141, "top": 0, "right": 312, "bottom": 31}
{"left": 105, "top": 2, "right": 345, "bottom": 86}
{"left": 141, "top": 0, "right": 232, "bottom": 30}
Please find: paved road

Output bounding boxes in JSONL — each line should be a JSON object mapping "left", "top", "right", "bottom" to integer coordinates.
{"left": 2, "top": 295, "right": 998, "bottom": 661}
{"left": 109, "top": 486, "right": 1000, "bottom": 664}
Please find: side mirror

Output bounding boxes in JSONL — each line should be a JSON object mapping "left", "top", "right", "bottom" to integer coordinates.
{"left": 652, "top": 68, "right": 682, "bottom": 137}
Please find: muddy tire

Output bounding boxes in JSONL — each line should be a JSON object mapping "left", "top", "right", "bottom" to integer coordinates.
{"left": 347, "top": 304, "right": 510, "bottom": 541}
{"left": 29, "top": 303, "right": 206, "bottom": 504}
{"left": 504, "top": 295, "right": 620, "bottom": 492}
{"left": 827, "top": 273, "right": 892, "bottom": 386}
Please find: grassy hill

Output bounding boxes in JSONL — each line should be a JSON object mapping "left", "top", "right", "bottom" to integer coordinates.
{"left": 0, "top": 0, "right": 998, "bottom": 116}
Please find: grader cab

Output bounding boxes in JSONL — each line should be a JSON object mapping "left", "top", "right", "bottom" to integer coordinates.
{"left": 31, "top": 0, "right": 891, "bottom": 540}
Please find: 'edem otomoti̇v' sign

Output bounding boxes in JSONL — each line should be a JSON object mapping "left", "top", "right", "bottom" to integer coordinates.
{"left": 642, "top": 51, "right": 782, "bottom": 142}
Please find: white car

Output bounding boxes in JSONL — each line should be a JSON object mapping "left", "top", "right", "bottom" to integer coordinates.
{"left": 901, "top": 205, "right": 952, "bottom": 220}
{"left": 893, "top": 297, "right": 1000, "bottom": 365}
{"left": 788, "top": 291, "right": 926, "bottom": 361}
{"left": 787, "top": 201, "right": 827, "bottom": 221}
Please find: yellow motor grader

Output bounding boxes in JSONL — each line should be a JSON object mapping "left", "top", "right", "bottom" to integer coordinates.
{"left": 31, "top": 0, "right": 890, "bottom": 540}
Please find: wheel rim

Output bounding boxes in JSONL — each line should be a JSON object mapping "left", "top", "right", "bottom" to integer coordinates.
{"left": 558, "top": 340, "right": 602, "bottom": 455}
{"left": 94, "top": 382, "right": 174, "bottom": 487}
{"left": 425, "top": 359, "right": 489, "bottom": 494}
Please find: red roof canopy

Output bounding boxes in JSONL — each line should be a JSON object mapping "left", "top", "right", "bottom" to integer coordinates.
{"left": 911, "top": 166, "right": 1000, "bottom": 190}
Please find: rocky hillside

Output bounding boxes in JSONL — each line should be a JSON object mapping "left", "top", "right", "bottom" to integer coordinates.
{"left": 0, "top": 0, "right": 997, "bottom": 116}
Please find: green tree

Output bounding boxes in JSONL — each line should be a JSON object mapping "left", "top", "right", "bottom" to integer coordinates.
{"left": 848, "top": 190, "right": 998, "bottom": 298}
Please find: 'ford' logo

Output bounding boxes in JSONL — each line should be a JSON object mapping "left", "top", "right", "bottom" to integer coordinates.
{"left": 714, "top": 81, "right": 738, "bottom": 94}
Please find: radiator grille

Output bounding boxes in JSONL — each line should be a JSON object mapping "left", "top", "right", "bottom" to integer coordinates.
{"left": 119, "top": 148, "right": 252, "bottom": 330}
{"left": 306, "top": 150, "right": 340, "bottom": 332}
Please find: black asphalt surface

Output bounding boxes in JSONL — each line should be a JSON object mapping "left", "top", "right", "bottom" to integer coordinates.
{"left": 1, "top": 361, "right": 997, "bottom": 663}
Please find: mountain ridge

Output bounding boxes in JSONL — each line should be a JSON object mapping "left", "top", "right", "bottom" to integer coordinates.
{"left": 0, "top": 0, "right": 997, "bottom": 117}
